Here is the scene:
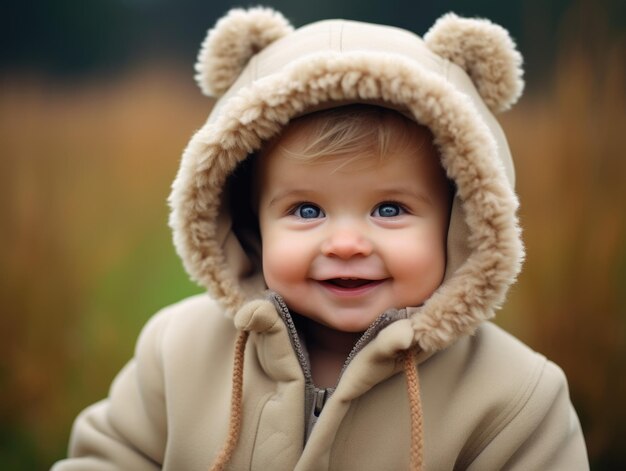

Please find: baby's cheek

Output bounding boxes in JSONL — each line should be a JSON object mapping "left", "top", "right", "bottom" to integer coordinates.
{"left": 392, "top": 244, "right": 446, "bottom": 297}
{"left": 262, "top": 239, "right": 307, "bottom": 287}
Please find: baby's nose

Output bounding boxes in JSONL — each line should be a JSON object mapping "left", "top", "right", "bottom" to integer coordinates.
{"left": 320, "top": 228, "right": 373, "bottom": 259}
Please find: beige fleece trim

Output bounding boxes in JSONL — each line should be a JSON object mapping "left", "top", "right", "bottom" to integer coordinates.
{"left": 424, "top": 13, "right": 524, "bottom": 113}
{"left": 169, "top": 51, "right": 524, "bottom": 352}
{"left": 195, "top": 7, "right": 294, "bottom": 97}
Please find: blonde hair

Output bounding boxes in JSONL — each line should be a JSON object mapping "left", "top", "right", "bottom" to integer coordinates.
{"left": 262, "top": 104, "right": 434, "bottom": 169}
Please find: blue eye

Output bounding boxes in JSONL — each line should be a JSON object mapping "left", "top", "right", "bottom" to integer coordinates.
{"left": 374, "top": 203, "right": 402, "bottom": 217}
{"left": 295, "top": 203, "right": 324, "bottom": 219}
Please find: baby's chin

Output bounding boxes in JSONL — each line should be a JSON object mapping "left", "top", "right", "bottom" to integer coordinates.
{"left": 298, "top": 307, "right": 385, "bottom": 333}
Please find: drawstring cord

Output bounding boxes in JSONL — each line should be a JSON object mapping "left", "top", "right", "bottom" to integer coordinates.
{"left": 209, "top": 329, "right": 249, "bottom": 471}
{"left": 209, "top": 331, "right": 424, "bottom": 471}
{"left": 402, "top": 347, "right": 424, "bottom": 471}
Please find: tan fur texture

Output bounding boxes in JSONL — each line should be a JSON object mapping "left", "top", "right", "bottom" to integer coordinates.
{"left": 424, "top": 13, "right": 524, "bottom": 113}
{"left": 169, "top": 46, "right": 524, "bottom": 351}
{"left": 195, "top": 7, "right": 293, "bottom": 97}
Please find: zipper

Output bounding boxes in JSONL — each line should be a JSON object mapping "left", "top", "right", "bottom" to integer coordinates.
{"left": 271, "top": 293, "right": 314, "bottom": 386}
{"left": 270, "top": 294, "right": 322, "bottom": 441}
{"left": 269, "top": 293, "right": 406, "bottom": 440}
{"left": 313, "top": 387, "right": 328, "bottom": 417}
{"left": 338, "top": 310, "right": 400, "bottom": 378}
{"left": 306, "top": 386, "right": 330, "bottom": 442}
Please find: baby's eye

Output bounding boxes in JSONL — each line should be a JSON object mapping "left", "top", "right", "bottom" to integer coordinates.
{"left": 294, "top": 203, "right": 325, "bottom": 219}
{"left": 373, "top": 202, "right": 404, "bottom": 218}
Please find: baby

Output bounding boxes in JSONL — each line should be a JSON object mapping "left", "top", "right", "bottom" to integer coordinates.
{"left": 256, "top": 105, "right": 452, "bottom": 389}
{"left": 53, "top": 7, "right": 589, "bottom": 470}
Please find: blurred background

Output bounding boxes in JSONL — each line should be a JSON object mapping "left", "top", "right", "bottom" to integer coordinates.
{"left": 1, "top": 0, "right": 624, "bottom": 469}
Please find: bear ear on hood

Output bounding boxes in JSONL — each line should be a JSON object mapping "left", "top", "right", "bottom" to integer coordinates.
{"left": 194, "top": 7, "right": 293, "bottom": 97}
{"left": 424, "top": 13, "right": 524, "bottom": 113}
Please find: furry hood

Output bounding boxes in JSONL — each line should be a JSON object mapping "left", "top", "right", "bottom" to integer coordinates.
{"left": 168, "top": 7, "right": 525, "bottom": 353}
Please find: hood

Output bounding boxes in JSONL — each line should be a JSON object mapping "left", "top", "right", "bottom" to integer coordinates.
{"left": 168, "top": 7, "right": 525, "bottom": 353}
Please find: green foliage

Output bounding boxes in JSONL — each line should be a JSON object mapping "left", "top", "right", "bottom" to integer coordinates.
{"left": 0, "top": 2, "right": 624, "bottom": 468}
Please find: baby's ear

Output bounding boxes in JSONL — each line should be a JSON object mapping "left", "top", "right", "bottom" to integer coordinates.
{"left": 195, "top": 7, "right": 293, "bottom": 97}
{"left": 424, "top": 13, "right": 524, "bottom": 113}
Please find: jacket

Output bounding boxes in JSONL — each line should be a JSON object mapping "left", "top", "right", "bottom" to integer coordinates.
{"left": 53, "top": 7, "right": 589, "bottom": 470}
{"left": 53, "top": 294, "right": 586, "bottom": 470}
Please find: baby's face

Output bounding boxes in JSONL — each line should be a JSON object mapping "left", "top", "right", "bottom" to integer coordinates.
{"left": 257, "top": 121, "right": 451, "bottom": 333}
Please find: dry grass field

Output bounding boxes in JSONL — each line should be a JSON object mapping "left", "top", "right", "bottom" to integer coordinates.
{"left": 1, "top": 25, "right": 624, "bottom": 470}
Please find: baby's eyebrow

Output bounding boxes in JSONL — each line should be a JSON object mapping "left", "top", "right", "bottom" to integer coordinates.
{"left": 267, "top": 188, "right": 318, "bottom": 207}
{"left": 265, "top": 186, "right": 433, "bottom": 208}
{"left": 373, "top": 187, "right": 433, "bottom": 205}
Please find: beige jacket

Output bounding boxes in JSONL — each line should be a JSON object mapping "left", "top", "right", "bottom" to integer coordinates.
{"left": 54, "top": 294, "right": 586, "bottom": 470}
{"left": 54, "top": 8, "right": 589, "bottom": 470}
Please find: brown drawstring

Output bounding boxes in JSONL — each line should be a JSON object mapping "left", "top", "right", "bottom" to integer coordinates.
{"left": 209, "top": 329, "right": 249, "bottom": 471}
{"left": 402, "top": 347, "right": 424, "bottom": 471}
{"left": 209, "top": 331, "right": 422, "bottom": 470}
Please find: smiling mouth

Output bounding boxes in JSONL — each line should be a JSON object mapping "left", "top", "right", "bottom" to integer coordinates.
{"left": 324, "top": 278, "right": 376, "bottom": 289}
{"left": 317, "top": 278, "right": 386, "bottom": 296}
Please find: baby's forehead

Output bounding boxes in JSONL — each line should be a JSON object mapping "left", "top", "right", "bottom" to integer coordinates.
{"left": 256, "top": 107, "right": 450, "bottom": 198}
{"left": 259, "top": 104, "right": 437, "bottom": 162}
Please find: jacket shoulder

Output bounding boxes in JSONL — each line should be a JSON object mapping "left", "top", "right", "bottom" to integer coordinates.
{"left": 137, "top": 294, "right": 237, "bottom": 351}
{"left": 52, "top": 295, "right": 240, "bottom": 470}
{"left": 130, "top": 294, "right": 239, "bottom": 401}
{"left": 143, "top": 293, "right": 232, "bottom": 328}
{"left": 421, "top": 322, "right": 588, "bottom": 469}
{"left": 422, "top": 321, "right": 550, "bottom": 402}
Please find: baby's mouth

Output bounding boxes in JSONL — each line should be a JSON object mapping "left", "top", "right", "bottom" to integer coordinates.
{"left": 323, "top": 278, "right": 378, "bottom": 289}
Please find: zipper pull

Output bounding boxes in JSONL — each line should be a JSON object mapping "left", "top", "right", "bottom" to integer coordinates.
{"left": 313, "top": 388, "right": 328, "bottom": 417}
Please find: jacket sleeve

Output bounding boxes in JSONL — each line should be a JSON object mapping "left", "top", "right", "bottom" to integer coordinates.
{"left": 51, "top": 309, "right": 171, "bottom": 470}
{"left": 468, "top": 359, "right": 589, "bottom": 471}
